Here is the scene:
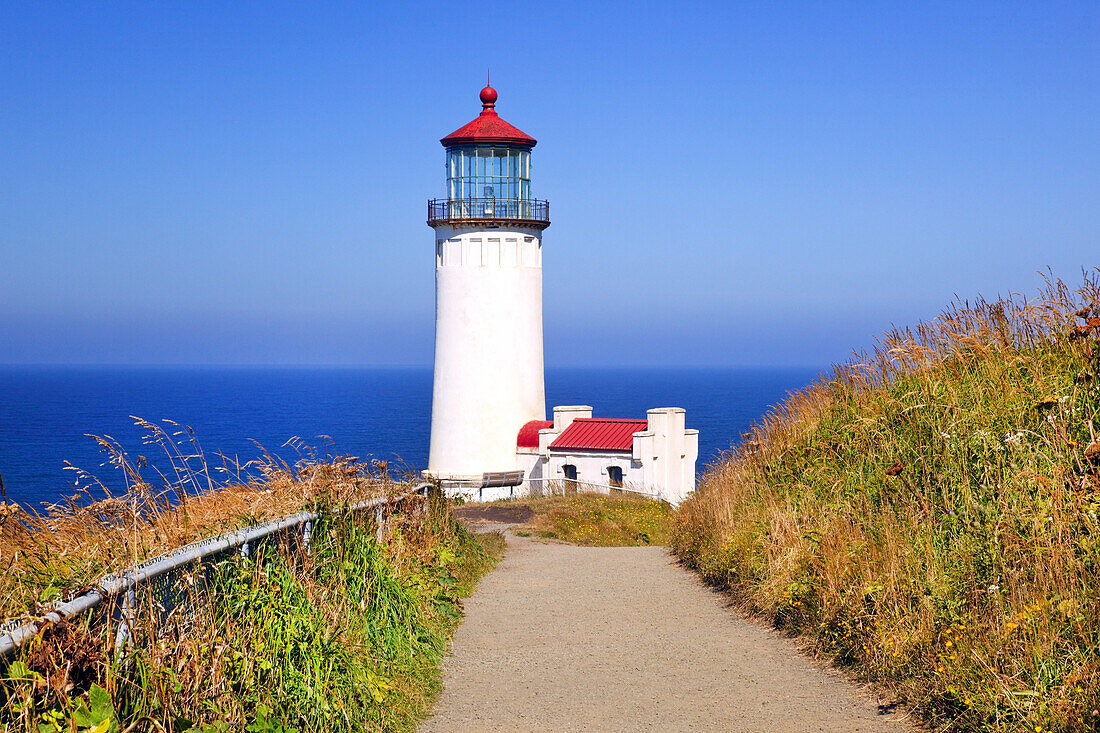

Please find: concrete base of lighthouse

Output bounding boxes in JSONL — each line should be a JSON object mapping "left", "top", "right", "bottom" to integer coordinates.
{"left": 426, "top": 223, "right": 546, "bottom": 500}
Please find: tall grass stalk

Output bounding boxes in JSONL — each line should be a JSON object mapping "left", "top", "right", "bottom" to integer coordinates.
{"left": 674, "top": 273, "right": 1100, "bottom": 732}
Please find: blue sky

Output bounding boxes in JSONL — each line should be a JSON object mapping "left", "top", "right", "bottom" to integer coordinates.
{"left": 1, "top": 1, "right": 1097, "bottom": 367}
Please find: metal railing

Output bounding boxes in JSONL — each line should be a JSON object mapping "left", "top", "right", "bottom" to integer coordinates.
{"left": 526, "top": 477, "right": 663, "bottom": 502}
{"left": 0, "top": 483, "right": 433, "bottom": 658}
{"left": 427, "top": 198, "right": 549, "bottom": 226}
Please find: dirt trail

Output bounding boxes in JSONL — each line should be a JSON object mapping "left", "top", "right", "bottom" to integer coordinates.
{"left": 422, "top": 531, "right": 912, "bottom": 732}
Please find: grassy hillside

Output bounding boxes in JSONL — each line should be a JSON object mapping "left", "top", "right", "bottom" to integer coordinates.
{"left": 0, "top": 441, "right": 503, "bottom": 732}
{"left": 674, "top": 275, "right": 1100, "bottom": 732}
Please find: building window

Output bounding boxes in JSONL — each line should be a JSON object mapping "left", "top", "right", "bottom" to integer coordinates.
{"left": 562, "top": 464, "right": 577, "bottom": 491}
{"left": 608, "top": 466, "right": 623, "bottom": 488}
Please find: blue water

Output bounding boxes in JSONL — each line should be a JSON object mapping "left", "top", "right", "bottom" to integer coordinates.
{"left": 0, "top": 366, "right": 820, "bottom": 508}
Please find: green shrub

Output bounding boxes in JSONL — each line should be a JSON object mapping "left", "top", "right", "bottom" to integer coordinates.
{"left": 1, "top": 492, "right": 501, "bottom": 732}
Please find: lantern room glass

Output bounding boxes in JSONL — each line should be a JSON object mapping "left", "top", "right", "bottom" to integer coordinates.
{"left": 446, "top": 146, "right": 531, "bottom": 202}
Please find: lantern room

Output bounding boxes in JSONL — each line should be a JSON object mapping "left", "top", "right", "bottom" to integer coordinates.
{"left": 428, "top": 86, "right": 549, "bottom": 228}
{"left": 446, "top": 146, "right": 530, "bottom": 202}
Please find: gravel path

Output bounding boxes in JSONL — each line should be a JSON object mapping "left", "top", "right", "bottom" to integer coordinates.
{"left": 422, "top": 532, "right": 912, "bottom": 732}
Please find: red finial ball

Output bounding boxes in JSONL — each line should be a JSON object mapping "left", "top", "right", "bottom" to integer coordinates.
{"left": 480, "top": 85, "right": 498, "bottom": 106}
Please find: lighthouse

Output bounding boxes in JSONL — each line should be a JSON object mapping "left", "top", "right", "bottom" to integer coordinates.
{"left": 425, "top": 85, "right": 550, "bottom": 495}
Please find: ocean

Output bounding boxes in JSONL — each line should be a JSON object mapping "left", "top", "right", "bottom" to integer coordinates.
{"left": 0, "top": 366, "right": 821, "bottom": 508}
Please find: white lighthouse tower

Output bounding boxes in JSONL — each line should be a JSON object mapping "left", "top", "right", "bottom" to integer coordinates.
{"left": 425, "top": 85, "right": 549, "bottom": 496}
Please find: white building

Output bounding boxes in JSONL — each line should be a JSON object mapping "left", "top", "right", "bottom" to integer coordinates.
{"left": 423, "top": 85, "right": 698, "bottom": 505}
{"left": 515, "top": 406, "right": 699, "bottom": 507}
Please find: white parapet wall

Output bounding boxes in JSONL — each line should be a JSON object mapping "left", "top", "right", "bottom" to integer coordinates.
{"left": 631, "top": 408, "right": 699, "bottom": 506}
{"left": 426, "top": 224, "right": 546, "bottom": 494}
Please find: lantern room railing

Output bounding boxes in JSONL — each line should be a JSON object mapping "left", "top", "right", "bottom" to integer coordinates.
{"left": 428, "top": 198, "right": 550, "bottom": 227}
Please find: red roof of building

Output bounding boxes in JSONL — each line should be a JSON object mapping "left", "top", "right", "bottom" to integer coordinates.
{"left": 549, "top": 418, "right": 649, "bottom": 453}
{"left": 517, "top": 420, "right": 554, "bottom": 449}
{"left": 441, "top": 86, "right": 537, "bottom": 148}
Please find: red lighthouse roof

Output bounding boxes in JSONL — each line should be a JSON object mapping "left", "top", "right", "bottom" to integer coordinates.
{"left": 441, "top": 86, "right": 537, "bottom": 148}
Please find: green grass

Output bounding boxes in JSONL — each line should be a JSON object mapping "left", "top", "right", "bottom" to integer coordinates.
{"left": 673, "top": 275, "right": 1100, "bottom": 732}
{"left": 514, "top": 494, "right": 673, "bottom": 546}
{"left": 1, "top": 491, "right": 503, "bottom": 732}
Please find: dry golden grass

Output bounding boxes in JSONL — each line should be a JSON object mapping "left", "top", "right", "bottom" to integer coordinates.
{"left": 512, "top": 493, "right": 674, "bottom": 546}
{"left": 0, "top": 423, "right": 502, "bottom": 731}
{"left": 1, "top": 489, "right": 497, "bottom": 732}
{"left": 674, "top": 273, "right": 1100, "bottom": 732}
{"left": 497, "top": 488, "right": 673, "bottom": 545}
{"left": 0, "top": 420, "right": 405, "bottom": 622}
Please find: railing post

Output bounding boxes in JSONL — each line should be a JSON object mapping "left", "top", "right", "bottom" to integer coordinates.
{"left": 114, "top": 584, "right": 135, "bottom": 654}
{"left": 375, "top": 504, "right": 384, "bottom": 543}
{"left": 303, "top": 520, "right": 312, "bottom": 556}
{"left": 240, "top": 541, "right": 250, "bottom": 559}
